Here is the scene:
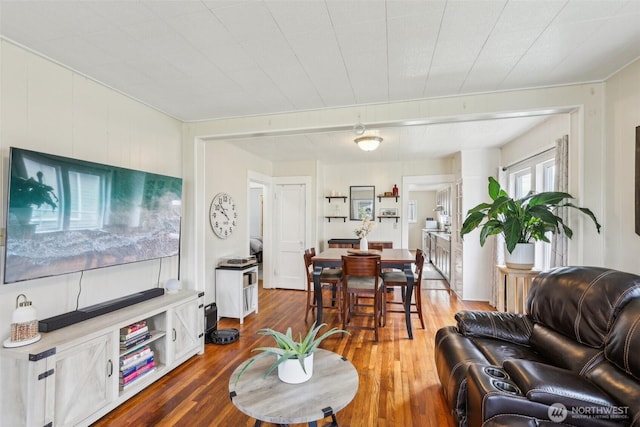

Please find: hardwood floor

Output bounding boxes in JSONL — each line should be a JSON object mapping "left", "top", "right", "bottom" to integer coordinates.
{"left": 93, "top": 278, "right": 491, "bottom": 427}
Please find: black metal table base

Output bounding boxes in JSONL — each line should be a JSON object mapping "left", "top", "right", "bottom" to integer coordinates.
{"left": 254, "top": 413, "right": 338, "bottom": 426}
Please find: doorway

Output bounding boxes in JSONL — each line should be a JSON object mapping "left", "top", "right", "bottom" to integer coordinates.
{"left": 249, "top": 182, "right": 265, "bottom": 279}
{"left": 248, "top": 171, "right": 272, "bottom": 288}
{"left": 272, "top": 176, "right": 312, "bottom": 290}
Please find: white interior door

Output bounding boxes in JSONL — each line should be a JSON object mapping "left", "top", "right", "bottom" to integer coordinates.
{"left": 273, "top": 179, "right": 310, "bottom": 290}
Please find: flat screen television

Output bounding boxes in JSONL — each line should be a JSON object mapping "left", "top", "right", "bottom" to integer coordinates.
{"left": 4, "top": 147, "right": 182, "bottom": 284}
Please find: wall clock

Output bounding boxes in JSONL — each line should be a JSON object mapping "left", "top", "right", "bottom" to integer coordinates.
{"left": 210, "top": 192, "right": 237, "bottom": 239}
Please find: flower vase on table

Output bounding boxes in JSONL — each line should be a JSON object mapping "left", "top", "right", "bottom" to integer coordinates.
{"left": 360, "top": 237, "right": 368, "bottom": 252}
{"left": 355, "top": 217, "right": 374, "bottom": 252}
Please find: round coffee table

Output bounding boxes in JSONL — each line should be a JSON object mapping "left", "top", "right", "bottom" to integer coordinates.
{"left": 229, "top": 348, "right": 359, "bottom": 426}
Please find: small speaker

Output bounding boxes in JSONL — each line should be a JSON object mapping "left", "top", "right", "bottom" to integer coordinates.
{"left": 204, "top": 303, "right": 217, "bottom": 342}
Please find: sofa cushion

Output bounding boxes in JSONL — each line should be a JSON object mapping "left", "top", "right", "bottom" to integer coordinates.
{"left": 527, "top": 266, "right": 640, "bottom": 348}
{"left": 471, "top": 337, "right": 547, "bottom": 367}
{"left": 530, "top": 324, "right": 604, "bottom": 374}
{"left": 456, "top": 311, "right": 534, "bottom": 345}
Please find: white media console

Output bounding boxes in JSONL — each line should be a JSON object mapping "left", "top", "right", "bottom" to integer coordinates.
{"left": 0, "top": 290, "right": 204, "bottom": 427}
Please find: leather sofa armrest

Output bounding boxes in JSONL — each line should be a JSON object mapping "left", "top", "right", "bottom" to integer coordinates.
{"left": 455, "top": 311, "right": 534, "bottom": 346}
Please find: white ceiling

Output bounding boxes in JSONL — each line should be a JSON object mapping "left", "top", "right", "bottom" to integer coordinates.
{"left": 1, "top": 0, "right": 639, "bottom": 163}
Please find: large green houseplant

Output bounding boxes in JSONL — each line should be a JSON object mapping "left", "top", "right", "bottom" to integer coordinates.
{"left": 9, "top": 171, "right": 58, "bottom": 226}
{"left": 234, "top": 322, "right": 348, "bottom": 385}
{"left": 461, "top": 177, "right": 601, "bottom": 268}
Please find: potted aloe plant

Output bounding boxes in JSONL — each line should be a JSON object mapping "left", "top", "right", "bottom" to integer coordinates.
{"left": 460, "top": 176, "right": 601, "bottom": 269}
{"left": 234, "top": 322, "right": 348, "bottom": 385}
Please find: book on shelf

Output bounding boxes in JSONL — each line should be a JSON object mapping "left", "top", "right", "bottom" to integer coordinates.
{"left": 120, "top": 324, "right": 149, "bottom": 342}
{"left": 120, "top": 332, "right": 151, "bottom": 350}
{"left": 120, "top": 359, "right": 155, "bottom": 385}
{"left": 120, "top": 320, "right": 147, "bottom": 336}
{"left": 120, "top": 345, "right": 152, "bottom": 366}
{"left": 120, "top": 366, "right": 157, "bottom": 390}
{"left": 121, "top": 355, "right": 154, "bottom": 377}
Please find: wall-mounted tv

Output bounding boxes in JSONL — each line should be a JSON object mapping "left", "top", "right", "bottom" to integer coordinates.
{"left": 4, "top": 147, "right": 182, "bottom": 284}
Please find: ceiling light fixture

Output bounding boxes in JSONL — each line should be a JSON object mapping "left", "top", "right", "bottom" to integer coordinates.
{"left": 355, "top": 135, "right": 382, "bottom": 151}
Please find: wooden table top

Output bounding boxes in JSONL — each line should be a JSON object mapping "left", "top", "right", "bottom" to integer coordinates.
{"left": 229, "top": 348, "right": 359, "bottom": 424}
{"left": 312, "top": 248, "right": 414, "bottom": 264}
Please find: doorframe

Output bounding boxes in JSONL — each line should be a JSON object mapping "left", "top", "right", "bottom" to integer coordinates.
{"left": 401, "top": 174, "right": 455, "bottom": 248}
{"left": 248, "top": 171, "right": 273, "bottom": 288}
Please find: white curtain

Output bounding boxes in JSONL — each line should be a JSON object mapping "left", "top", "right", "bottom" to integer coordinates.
{"left": 489, "top": 168, "right": 507, "bottom": 308}
{"left": 550, "top": 135, "right": 569, "bottom": 268}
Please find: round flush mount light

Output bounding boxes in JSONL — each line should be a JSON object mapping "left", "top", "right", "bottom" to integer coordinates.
{"left": 354, "top": 135, "right": 382, "bottom": 151}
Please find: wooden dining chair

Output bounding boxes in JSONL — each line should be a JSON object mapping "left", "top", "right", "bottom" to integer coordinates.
{"left": 380, "top": 249, "right": 426, "bottom": 329}
{"left": 368, "top": 242, "right": 385, "bottom": 251}
{"left": 341, "top": 254, "right": 384, "bottom": 341}
{"left": 304, "top": 248, "right": 342, "bottom": 322}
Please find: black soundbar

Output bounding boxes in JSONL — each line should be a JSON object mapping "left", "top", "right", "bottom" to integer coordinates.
{"left": 39, "top": 288, "right": 165, "bottom": 332}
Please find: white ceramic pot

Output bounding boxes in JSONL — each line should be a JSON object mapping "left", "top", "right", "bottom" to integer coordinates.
{"left": 277, "top": 353, "right": 314, "bottom": 384}
{"left": 360, "top": 237, "right": 368, "bottom": 251}
{"left": 505, "top": 243, "right": 535, "bottom": 270}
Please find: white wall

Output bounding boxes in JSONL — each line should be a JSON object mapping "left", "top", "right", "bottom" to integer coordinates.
{"left": 201, "top": 141, "right": 273, "bottom": 302}
{"left": 501, "top": 115, "right": 570, "bottom": 167}
{"left": 604, "top": 58, "right": 640, "bottom": 273}
{"left": 460, "top": 148, "right": 501, "bottom": 301}
{"left": 0, "top": 41, "right": 183, "bottom": 339}
{"left": 319, "top": 159, "right": 451, "bottom": 249}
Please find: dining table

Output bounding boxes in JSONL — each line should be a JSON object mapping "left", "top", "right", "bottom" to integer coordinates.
{"left": 312, "top": 248, "right": 417, "bottom": 339}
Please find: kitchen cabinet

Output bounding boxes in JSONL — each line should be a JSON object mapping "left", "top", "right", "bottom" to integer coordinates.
{"left": 422, "top": 230, "right": 430, "bottom": 255}
{"left": 426, "top": 232, "right": 451, "bottom": 283}
{"left": 451, "top": 247, "right": 463, "bottom": 297}
{"left": 429, "top": 233, "right": 437, "bottom": 264}
{"left": 434, "top": 234, "right": 451, "bottom": 282}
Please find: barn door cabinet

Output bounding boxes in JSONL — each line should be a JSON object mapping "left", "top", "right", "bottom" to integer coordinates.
{"left": 0, "top": 290, "right": 204, "bottom": 427}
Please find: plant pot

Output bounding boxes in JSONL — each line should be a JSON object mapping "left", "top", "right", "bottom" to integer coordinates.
{"left": 360, "top": 237, "right": 368, "bottom": 251}
{"left": 505, "top": 243, "right": 534, "bottom": 270}
{"left": 277, "top": 353, "right": 313, "bottom": 384}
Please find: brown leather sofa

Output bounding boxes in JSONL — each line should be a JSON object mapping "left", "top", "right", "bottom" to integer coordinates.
{"left": 435, "top": 266, "right": 640, "bottom": 427}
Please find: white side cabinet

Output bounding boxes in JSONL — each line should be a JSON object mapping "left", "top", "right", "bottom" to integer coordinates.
{"left": 216, "top": 265, "right": 259, "bottom": 324}
{"left": 0, "top": 290, "right": 204, "bottom": 427}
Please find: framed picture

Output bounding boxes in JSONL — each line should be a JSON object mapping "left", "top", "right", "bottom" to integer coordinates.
{"left": 380, "top": 208, "right": 398, "bottom": 217}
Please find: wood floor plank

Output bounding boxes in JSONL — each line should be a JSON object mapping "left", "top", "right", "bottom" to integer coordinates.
{"left": 92, "top": 281, "right": 491, "bottom": 427}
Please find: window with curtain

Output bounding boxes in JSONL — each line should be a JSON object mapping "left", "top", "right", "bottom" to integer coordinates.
{"left": 23, "top": 154, "right": 108, "bottom": 233}
{"left": 506, "top": 151, "right": 555, "bottom": 270}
